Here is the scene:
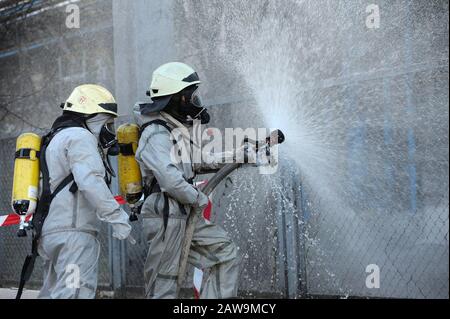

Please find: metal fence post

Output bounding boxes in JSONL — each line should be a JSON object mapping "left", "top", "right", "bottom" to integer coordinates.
{"left": 108, "top": 156, "right": 127, "bottom": 297}
{"left": 276, "top": 161, "right": 307, "bottom": 298}
{"left": 297, "top": 178, "right": 308, "bottom": 297}
{"left": 108, "top": 228, "right": 126, "bottom": 297}
{"left": 275, "top": 186, "right": 288, "bottom": 297}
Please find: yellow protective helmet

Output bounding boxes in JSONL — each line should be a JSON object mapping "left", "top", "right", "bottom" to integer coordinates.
{"left": 61, "top": 84, "right": 118, "bottom": 117}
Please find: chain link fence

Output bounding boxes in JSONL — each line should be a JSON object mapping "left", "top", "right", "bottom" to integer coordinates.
{"left": 300, "top": 173, "right": 449, "bottom": 299}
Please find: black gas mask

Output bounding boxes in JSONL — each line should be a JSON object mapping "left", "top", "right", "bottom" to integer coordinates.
{"left": 100, "top": 121, "right": 120, "bottom": 156}
{"left": 167, "top": 86, "right": 210, "bottom": 125}
{"left": 186, "top": 86, "right": 210, "bottom": 124}
{"left": 99, "top": 121, "right": 118, "bottom": 182}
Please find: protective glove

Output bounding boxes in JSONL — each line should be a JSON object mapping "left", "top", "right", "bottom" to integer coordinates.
{"left": 193, "top": 189, "right": 209, "bottom": 211}
{"left": 112, "top": 223, "right": 136, "bottom": 245}
{"left": 111, "top": 208, "right": 133, "bottom": 240}
{"left": 235, "top": 144, "right": 258, "bottom": 164}
{"left": 112, "top": 223, "right": 132, "bottom": 240}
{"left": 257, "top": 146, "right": 279, "bottom": 167}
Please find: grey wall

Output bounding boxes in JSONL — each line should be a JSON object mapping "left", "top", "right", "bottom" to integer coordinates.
{"left": 113, "top": 0, "right": 177, "bottom": 117}
{"left": 0, "top": 0, "right": 116, "bottom": 139}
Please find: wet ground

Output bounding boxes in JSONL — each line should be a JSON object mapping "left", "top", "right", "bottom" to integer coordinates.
{"left": 0, "top": 288, "right": 39, "bottom": 299}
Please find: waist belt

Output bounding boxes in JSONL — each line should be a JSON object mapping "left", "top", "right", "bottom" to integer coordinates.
{"left": 144, "top": 178, "right": 193, "bottom": 240}
{"left": 144, "top": 177, "right": 194, "bottom": 198}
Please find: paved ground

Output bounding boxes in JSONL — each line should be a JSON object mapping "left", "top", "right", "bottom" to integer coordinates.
{"left": 0, "top": 288, "right": 39, "bottom": 299}
{"left": 0, "top": 288, "right": 122, "bottom": 299}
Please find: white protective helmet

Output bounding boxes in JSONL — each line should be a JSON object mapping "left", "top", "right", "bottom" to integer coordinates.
{"left": 141, "top": 62, "right": 201, "bottom": 114}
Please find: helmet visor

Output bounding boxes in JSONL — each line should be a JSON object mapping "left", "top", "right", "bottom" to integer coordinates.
{"left": 100, "top": 121, "right": 117, "bottom": 149}
{"left": 190, "top": 87, "right": 203, "bottom": 108}
{"left": 105, "top": 121, "right": 116, "bottom": 135}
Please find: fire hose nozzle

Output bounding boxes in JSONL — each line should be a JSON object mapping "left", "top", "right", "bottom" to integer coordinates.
{"left": 252, "top": 129, "right": 286, "bottom": 153}
{"left": 267, "top": 129, "right": 285, "bottom": 146}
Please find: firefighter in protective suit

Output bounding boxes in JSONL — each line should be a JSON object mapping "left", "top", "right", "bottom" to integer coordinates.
{"left": 135, "top": 62, "right": 257, "bottom": 299}
{"left": 37, "top": 84, "right": 132, "bottom": 299}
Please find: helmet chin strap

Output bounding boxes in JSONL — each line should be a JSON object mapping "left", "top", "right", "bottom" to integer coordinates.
{"left": 192, "top": 108, "right": 204, "bottom": 120}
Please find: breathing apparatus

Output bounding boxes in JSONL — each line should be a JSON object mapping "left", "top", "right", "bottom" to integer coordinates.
{"left": 163, "top": 85, "right": 210, "bottom": 125}
{"left": 117, "top": 123, "right": 143, "bottom": 221}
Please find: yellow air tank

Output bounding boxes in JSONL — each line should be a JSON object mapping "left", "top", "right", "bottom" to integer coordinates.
{"left": 117, "top": 124, "right": 142, "bottom": 206}
{"left": 11, "top": 133, "right": 42, "bottom": 216}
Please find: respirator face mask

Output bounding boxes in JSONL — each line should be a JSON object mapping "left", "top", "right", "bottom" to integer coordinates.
{"left": 84, "top": 114, "right": 119, "bottom": 180}
{"left": 100, "top": 121, "right": 119, "bottom": 156}
{"left": 86, "top": 114, "right": 119, "bottom": 155}
{"left": 184, "top": 87, "right": 210, "bottom": 125}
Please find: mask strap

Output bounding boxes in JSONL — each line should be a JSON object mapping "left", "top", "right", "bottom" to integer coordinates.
{"left": 192, "top": 108, "right": 206, "bottom": 119}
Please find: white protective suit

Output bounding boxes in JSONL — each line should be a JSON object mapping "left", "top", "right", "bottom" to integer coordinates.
{"left": 38, "top": 116, "right": 131, "bottom": 299}
{"left": 134, "top": 107, "right": 242, "bottom": 299}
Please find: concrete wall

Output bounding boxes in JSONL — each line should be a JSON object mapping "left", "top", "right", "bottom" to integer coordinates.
{"left": 0, "top": 0, "right": 116, "bottom": 139}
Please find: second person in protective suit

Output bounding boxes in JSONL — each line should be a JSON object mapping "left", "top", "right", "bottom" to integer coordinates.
{"left": 37, "top": 84, "right": 132, "bottom": 299}
{"left": 134, "top": 62, "right": 258, "bottom": 299}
